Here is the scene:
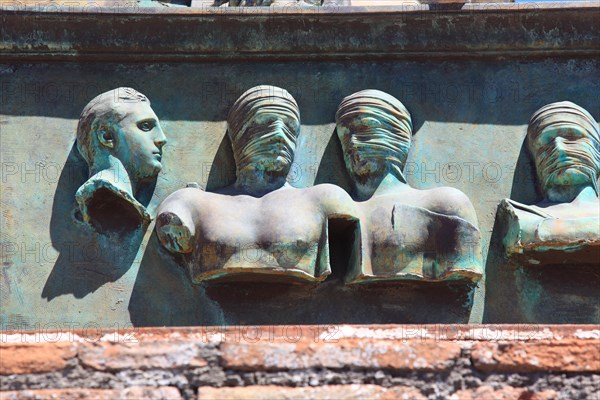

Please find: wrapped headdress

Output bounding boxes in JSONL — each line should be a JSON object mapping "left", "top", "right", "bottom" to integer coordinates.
{"left": 336, "top": 89, "right": 413, "bottom": 182}
{"left": 227, "top": 86, "right": 300, "bottom": 171}
{"left": 527, "top": 101, "right": 600, "bottom": 195}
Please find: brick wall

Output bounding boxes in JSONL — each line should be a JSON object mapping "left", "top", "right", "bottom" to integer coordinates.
{"left": 1, "top": 325, "right": 599, "bottom": 399}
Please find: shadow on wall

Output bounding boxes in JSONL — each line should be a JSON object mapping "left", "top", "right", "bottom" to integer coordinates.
{"left": 128, "top": 232, "right": 224, "bottom": 326}
{"left": 42, "top": 144, "right": 145, "bottom": 301}
{"left": 509, "top": 136, "right": 539, "bottom": 205}
{"left": 7, "top": 61, "right": 599, "bottom": 127}
{"left": 128, "top": 218, "right": 476, "bottom": 326}
{"left": 483, "top": 137, "right": 600, "bottom": 323}
{"left": 206, "top": 133, "right": 236, "bottom": 192}
{"left": 314, "top": 129, "right": 353, "bottom": 192}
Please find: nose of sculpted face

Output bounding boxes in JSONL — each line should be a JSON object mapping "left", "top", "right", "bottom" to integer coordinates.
{"left": 244, "top": 118, "right": 296, "bottom": 173}
{"left": 536, "top": 128, "right": 596, "bottom": 192}
{"left": 117, "top": 103, "right": 167, "bottom": 181}
{"left": 154, "top": 124, "right": 168, "bottom": 151}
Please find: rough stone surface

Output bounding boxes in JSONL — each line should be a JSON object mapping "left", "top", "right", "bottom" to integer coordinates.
{"left": 0, "top": 343, "right": 77, "bottom": 375}
{"left": 221, "top": 339, "right": 461, "bottom": 371}
{"left": 0, "top": 327, "right": 599, "bottom": 400}
{"left": 0, "top": 386, "right": 183, "bottom": 399}
{"left": 78, "top": 341, "right": 207, "bottom": 371}
{"left": 451, "top": 386, "right": 558, "bottom": 400}
{"left": 198, "top": 385, "right": 426, "bottom": 400}
{"left": 471, "top": 341, "right": 600, "bottom": 373}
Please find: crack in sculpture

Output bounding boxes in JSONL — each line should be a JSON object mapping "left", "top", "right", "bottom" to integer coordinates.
{"left": 335, "top": 89, "right": 483, "bottom": 283}
{"left": 75, "top": 87, "right": 167, "bottom": 233}
{"left": 498, "top": 101, "right": 600, "bottom": 265}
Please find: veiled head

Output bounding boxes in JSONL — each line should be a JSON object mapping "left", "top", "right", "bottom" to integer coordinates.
{"left": 227, "top": 85, "right": 300, "bottom": 178}
{"left": 336, "top": 89, "right": 413, "bottom": 184}
{"left": 527, "top": 101, "right": 600, "bottom": 197}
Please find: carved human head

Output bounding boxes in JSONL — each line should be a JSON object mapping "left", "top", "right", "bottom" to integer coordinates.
{"left": 76, "top": 87, "right": 167, "bottom": 182}
{"left": 336, "top": 89, "right": 413, "bottom": 184}
{"left": 527, "top": 101, "right": 600, "bottom": 199}
{"left": 227, "top": 85, "right": 300, "bottom": 178}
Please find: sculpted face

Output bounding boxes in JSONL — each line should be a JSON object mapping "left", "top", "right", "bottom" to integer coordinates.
{"left": 239, "top": 107, "right": 299, "bottom": 176}
{"left": 527, "top": 102, "right": 600, "bottom": 198}
{"left": 228, "top": 86, "right": 300, "bottom": 180}
{"left": 336, "top": 90, "right": 413, "bottom": 185}
{"left": 337, "top": 115, "right": 396, "bottom": 180}
{"left": 112, "top": 102, "right": 167, "bottom": 181}
{"left": 530, "top": 124, "right": 599, "bottom": 192}
{"left": 77, "top": 88, "right": 167, "bottom": 182}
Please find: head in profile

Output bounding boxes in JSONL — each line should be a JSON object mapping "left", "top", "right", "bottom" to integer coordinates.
{"left": 75, "top": 88, "right": 167, "bottom": 231}
{"left": 77, "top": 87, "right": 167, "bottom": 185}
{"left": 227, "top": 85, "right": 300, "bottom": 195}
{"left": 527, "top": 101, "right": 599, "bottom": 203}
{"left": 336, "top": 89, "right": 413, "bottom": 196}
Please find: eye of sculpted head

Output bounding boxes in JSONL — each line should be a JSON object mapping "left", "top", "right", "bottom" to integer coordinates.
{"left": 335, "top": 89, "right": 412, "bottom": 183}
{"left": 227, "top": 85, "right": 300, "bottom": 176}
{"left": 527, "top": 101, "right": 600, "bottom": 196}
{"left": 76, "top": 87, "right": 167, "bottom": 181}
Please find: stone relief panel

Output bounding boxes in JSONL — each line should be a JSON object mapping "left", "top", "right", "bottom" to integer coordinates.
{"left": 155, "top": 85, "right": 357, "bottom": 283}
{"left": 335, "top": 90, "right": 483, "bottom": 284}
{"left": 75, "top": 88, "right": 167, "bottom": 233}
{"left": 497, "top": 101, "right": 600, "bottom": 265}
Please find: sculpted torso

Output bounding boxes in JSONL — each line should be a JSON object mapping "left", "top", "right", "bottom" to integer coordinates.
{"left": 352, "top": 185, "right": 482, "bottom": 283}
{"left": 157, "top": 184, "right": 355, "bottom": 283}
{"left": 335, "top": 89, "right": 483, "bottom": 284}
{"left": 500, "top": 101, "right": 600, "bottom": 258}
{"left": 502, "top": 193, "right": 600, "bottom": 247}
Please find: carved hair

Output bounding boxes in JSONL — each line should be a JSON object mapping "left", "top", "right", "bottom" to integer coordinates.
{"left": 76, "top": 88, "right": 149, "bottom": 165}
{"left": 527, "top": 101, "right": 600, "bottom": 194}
{"left": 227, "top": 85, "right": 300, "bottom": 173}
{"left": 335, "top": 89, "right": 413, "bottom": 182}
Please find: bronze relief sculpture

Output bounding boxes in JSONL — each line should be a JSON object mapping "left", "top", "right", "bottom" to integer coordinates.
{"left": 155, "top": 86, "right": 357, "bottom": 283}
{"left": 335, "top": 89, "right": 483, "bottom": 283}
{"left": 75, "top": 88, "right": 167, "bottom": 232}
{"left": 498, "top": 101, "right": 600, "bottom": 264}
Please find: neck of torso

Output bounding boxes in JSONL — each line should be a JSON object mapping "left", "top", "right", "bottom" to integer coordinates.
{"left": 354, "top": 173, "right": 407, "bottom": 201}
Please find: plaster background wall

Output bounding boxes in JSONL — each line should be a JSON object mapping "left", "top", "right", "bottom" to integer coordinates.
{"left": 1, "top": 57, "right": 598, "bottom": 328}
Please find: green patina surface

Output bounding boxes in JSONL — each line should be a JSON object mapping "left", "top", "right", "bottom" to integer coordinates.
{"left": 0, "top": 7, "right": 599, "bottom": 328}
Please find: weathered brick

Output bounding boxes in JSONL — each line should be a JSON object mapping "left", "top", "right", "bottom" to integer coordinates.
{"left": 78, "top": 341, "right": 207, "bottom": 371}
{"left": 198, "top": 385, "right": 426, "bottom": 400}
{"left": 471, "top": 340, "right": 600, "bottom": 373}
{"left": 0, "top": 343, "right": 76, "bottom": 375}
{"left": 221, "top": 339, "right": 460, "bottom": 371}
{"left": 451, "top": 386, "right": 557, "bottom": 400}
{"left": 0, "top": 387, "right": 182, "bottom": 399}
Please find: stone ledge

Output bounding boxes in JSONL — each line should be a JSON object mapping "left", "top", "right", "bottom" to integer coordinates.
{"left": 0, "top": 325, "right": 598, "bottom": 399}
{"left": 1, "top": 4, "right": 598, "bottom": 61}
{"left": 2, "top": 324, "right": 599, "bottom": 343}
{"left": 1, "top": 325, "right": 599, "bottom": 377}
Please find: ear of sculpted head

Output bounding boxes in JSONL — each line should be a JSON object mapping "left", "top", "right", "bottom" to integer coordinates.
{"left": 335, "top": 89, "right": 413, "bottom": 200}
{"left": 75, "top": 87, "right": 167, "bottom": 232}
{"left": 227, "top": 85, "right": 300, "bottom": 197}
{"left": 527, "top": 101, "right": 600, "bottom": 204}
